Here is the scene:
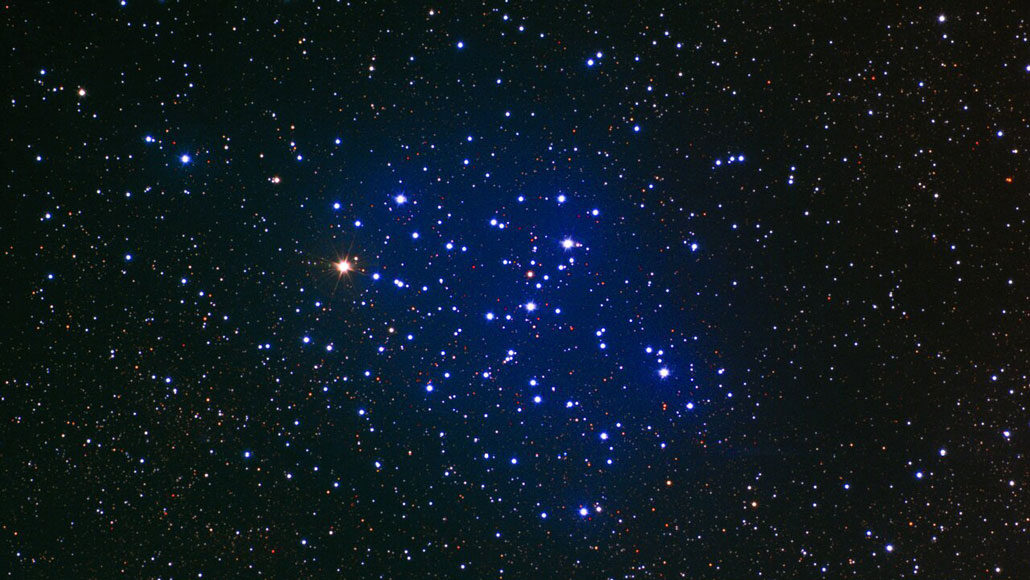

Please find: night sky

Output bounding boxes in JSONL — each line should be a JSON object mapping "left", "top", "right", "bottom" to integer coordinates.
{"left": 3, "top": 2, "right": 1028, "bottom": 578}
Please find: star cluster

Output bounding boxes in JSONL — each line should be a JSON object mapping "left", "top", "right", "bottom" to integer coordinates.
{"left": 3, "top": 3, "right": 1027, "bottom": 578}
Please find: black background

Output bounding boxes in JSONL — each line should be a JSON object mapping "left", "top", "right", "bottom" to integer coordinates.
{"left": 3, "top": 2, "right": 1027, "bottom": 578}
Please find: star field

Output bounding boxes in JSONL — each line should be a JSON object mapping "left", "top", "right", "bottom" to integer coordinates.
{"left": 3, "top": 2, "right": 1028, "bottom": 578}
